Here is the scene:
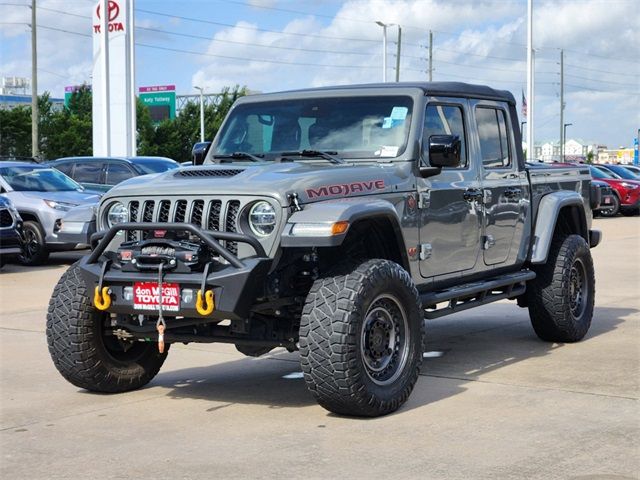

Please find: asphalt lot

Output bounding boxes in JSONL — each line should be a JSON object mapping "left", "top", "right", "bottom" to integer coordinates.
{"left": 0, "top": 217, "right": 638, "bottom": 480}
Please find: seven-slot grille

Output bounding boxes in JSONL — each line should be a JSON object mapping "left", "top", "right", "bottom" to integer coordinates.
{"left": 125, "top": 198, "right": 240, "bottom": 252}
{"left": 0, "top": 208, "right": 13, "bottom": 228}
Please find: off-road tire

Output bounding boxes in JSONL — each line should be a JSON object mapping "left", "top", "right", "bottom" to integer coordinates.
{"left": 599, "top": 194, "right": 620, "bottom": 217}
{"left": 527, "top": 234, "right": 595, "bottom": 343}
{"left": 299, "top": 259, "right": 424, "bottom": 417}
{"left": 18, "top": 220, "right": 49, "bottom": 266}
{"left": 46, "top": 263, "right": 168, "bottom": 392}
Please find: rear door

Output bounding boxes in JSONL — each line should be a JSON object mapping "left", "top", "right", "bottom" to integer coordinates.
{"left": 418, "top": 98, "right": 482, "bottom": 279}
{"left": 105, "top": 161, "right": 137, "bottom": 187}
{"left": 472, "top": 101, "right": 528, "bottom": 266}
{"left": 73, "top": 161, "right": 107, "bottom": 192}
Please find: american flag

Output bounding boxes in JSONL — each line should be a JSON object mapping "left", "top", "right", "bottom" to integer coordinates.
{"left": 522, "top": 90, "right": 527, "bottom": 119}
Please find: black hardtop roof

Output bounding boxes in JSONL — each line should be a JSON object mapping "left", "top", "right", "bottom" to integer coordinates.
{"left": 52, "top": 156, "right": 177, "bottom": 164}
{"left": 256, "top": 82, "right": 516, "bottom": 105}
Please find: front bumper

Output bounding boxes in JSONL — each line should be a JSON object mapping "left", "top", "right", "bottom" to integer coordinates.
{"left": 57, "top": 219, "right": 96, "bottom": 247}
{"left": 79, "top": 222, "right": 271, "bottom": 321}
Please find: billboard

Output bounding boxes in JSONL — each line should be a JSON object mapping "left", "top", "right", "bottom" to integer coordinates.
{"left": 139, "top": 85, "right": 176, "bottom": 124}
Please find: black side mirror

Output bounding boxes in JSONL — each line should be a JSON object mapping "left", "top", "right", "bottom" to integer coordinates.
{"left": 428, "top": 134, "right": 461, "bottom": 168}
{"left": 192, "top": 141, "right": 212, "bottom": 165}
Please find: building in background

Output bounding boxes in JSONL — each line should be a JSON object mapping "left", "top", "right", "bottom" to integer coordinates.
{"left": 597, "top": 148, "right": 635, "bottom": 165}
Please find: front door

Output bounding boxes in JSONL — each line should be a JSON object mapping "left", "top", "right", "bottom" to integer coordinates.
{"left": 418, "top": 98, "right": 482, "bottom": 279}
{"left": 472, "top": 101, "right": 528, "bottom": 266}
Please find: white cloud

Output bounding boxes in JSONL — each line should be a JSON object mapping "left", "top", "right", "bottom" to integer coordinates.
{"left": 1, "top": 0, "right": 637, "bottom": 146}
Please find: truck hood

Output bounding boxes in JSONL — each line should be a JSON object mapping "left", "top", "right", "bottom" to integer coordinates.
{"left": 102, "top": 161, "right": 415, "bottom": 206}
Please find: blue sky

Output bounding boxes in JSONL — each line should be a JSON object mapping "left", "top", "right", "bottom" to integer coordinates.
{"left": 1, "top": 0, "right": 639, "bottom": 148}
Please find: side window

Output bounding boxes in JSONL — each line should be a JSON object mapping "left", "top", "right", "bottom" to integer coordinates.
{"left": 54, "top": 162, "right": 73, "bottom": 177}
{"left": 105, "top": 163, "right": 135, "bottom": 185}
{"left": 423, "top": 104, "right": 467, "bottom": 167}
{"left": 74, "top": 162, "right": 103, "bottom": 184}
{"left": 475, "top": 107, "right": 511, "bottom": 169}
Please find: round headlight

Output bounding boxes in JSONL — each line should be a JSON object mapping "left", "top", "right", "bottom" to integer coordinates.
{"left": 248, "top": 201, "right": 276, "bottom": 237}
{"left": 106, "top": 202, "right": 128, "bottom": 228}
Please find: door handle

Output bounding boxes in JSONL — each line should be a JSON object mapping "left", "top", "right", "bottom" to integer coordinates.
{"left": 463, "top": 188, "right": 483, "bottom": 203}
{"left": 504, "top": 188, "right": 522, "bottom": 199}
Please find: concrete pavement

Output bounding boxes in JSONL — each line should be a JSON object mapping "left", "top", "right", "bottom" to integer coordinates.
{"left": 0, "top": 217, "right": 638, "bottom": 479}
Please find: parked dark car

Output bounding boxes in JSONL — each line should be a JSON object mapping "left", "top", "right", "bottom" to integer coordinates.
{"left": 594, "top": 164, "right": 640, "bottom": 181}
{"left": 0, "top": 196, "right": 23, "bottom": 267}
{"left": 591, "top": 179, "right": 617, "bottom": 216}
{"left": 622, "top": 164, "right": 640, "bottom": 177}
{"left": 0, "top": 162, "right": 101, "bottom": 265}
{"left": 50, "top": 156, "right": 179, "bottom": 192}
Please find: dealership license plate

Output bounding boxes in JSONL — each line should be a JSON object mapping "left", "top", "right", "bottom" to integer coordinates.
{"left": 133, "top": 282, "right": 180, "bottom": 312}
{"left": 603, "top": 198, "right": 611, "bottom": 204}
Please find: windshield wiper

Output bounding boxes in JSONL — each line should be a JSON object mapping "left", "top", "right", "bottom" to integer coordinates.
{"left": 213, "top": 152, "right": 265, "bottom": 163}
{"left": 280, "top": 150, "right": 344, "bottom": 164}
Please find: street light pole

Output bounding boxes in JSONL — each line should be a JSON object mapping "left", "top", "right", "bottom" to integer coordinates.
{"left": 563, "top": 122, "right": 572, "bottom": 161}
{"left": 194, "top": 86, "right": 205, "bottom": 142}
{"left": 395, "top": 25, "right": 402, "bottom": 82}
{"left": 30, "top": 0, "right": 38, "bottom": 158}
{"left": 375, "top": 21, "right": 390, "bottom": 82}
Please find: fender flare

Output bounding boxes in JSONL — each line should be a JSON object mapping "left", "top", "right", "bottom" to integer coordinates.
{"left": 530, "top": 191, "right": 587, "bottom": 264}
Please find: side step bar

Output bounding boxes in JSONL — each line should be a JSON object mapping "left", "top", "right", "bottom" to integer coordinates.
{"left": 420, "top": 270, "right": 536, "bottom": 320}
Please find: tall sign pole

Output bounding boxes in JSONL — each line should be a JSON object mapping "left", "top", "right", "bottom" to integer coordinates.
{"left": 30, "top": 0, "right": 38, "bottom": 158}
{"left": 526, "top": 0, "right": 534, "bottom": 161}
{"left": 127, "top": 0, "right": 136, "bottom": 155}
{"left": 100, "top": 0, "right": 111, "bottom": 156}
{"left": 93, "top": 0, "right": 135, "bottom": 156}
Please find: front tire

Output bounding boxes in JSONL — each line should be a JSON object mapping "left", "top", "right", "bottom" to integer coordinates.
{"left": 299, "top": 259, "right": 424, "bottom": 417}
{"left": 527, "top": 235, "right": 595, "bottom": 343}
{"left": 46, "top": 263, "right": 168, "bottom": 392}
{"left": 19, "top": 220, "right": 49, "bottom": 265}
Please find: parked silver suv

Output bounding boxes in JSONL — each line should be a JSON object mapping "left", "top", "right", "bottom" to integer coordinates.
{"left": 0, "top": 162, "right": 100, "bottom": 265}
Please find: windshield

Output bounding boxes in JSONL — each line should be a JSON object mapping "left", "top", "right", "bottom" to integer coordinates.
{"left": 135, "top": 160, "right": 178, "bottom": 174}
{"left": 590, "top": 167, "right": 616, "bottom": 179}
{"left": 604, "top": 165, "right": 638, "bottom": 180}
{"left": 214, "top": 96, "right": 413, "bottom": 160}
{"left": 0, "top": 166, "right": 83, "bottom": 192}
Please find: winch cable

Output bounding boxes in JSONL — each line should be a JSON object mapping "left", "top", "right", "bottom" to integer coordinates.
{"left": 156, "top": 262, "right": 166, "bottom": 353}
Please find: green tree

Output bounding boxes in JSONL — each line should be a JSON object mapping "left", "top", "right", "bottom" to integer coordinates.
{"left": 0, "top": 105, "right": 32, "bottom": 157}
{"left": 586, "top": 151, "right": 595, "bottom": 164}
{"left": 40, "top": 85, "right": 93, "bottom": 159}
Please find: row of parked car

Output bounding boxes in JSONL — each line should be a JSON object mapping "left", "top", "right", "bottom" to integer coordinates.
{"left": 0, "top": 155, "right": 180, "bottom": 266}
{"left": 0, "top": 151, "right": 637, "bottom": 268}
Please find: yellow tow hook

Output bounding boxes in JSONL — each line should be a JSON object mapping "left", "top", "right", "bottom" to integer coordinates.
{"left": 196, "top": 289, "right": 215, "bottom": 316}
{"left": 93, "top": 286, "right": 111, "bottom": 311}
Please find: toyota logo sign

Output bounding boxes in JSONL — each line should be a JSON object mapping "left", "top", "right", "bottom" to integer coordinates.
{"left": 96, "top": 0, "right": 120, "bottom": 22}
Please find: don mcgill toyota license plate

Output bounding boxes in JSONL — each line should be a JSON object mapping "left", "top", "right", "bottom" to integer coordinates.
{"left": 133, "top": 282, "right": 180, "bottom": 312}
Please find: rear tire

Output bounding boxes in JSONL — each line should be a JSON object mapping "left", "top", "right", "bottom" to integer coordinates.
{"left": 599, "top": 195, "right": 620, "bottom": 217}
{"left": 299, "top": 259, "right": 424, "bottom": 417}
{"left": 18, "top": 220, "right": 49, "bottom": 266}
{"left": 527, "top": 235, "right": 595, "bottom": 343}
{"left": 46, "top": 263, "right": 168, "bottom": 392}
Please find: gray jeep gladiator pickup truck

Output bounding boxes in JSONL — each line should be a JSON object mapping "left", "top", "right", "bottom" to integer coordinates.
{"left": 46, "top": 82, "right": 600, "bottom": 417}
